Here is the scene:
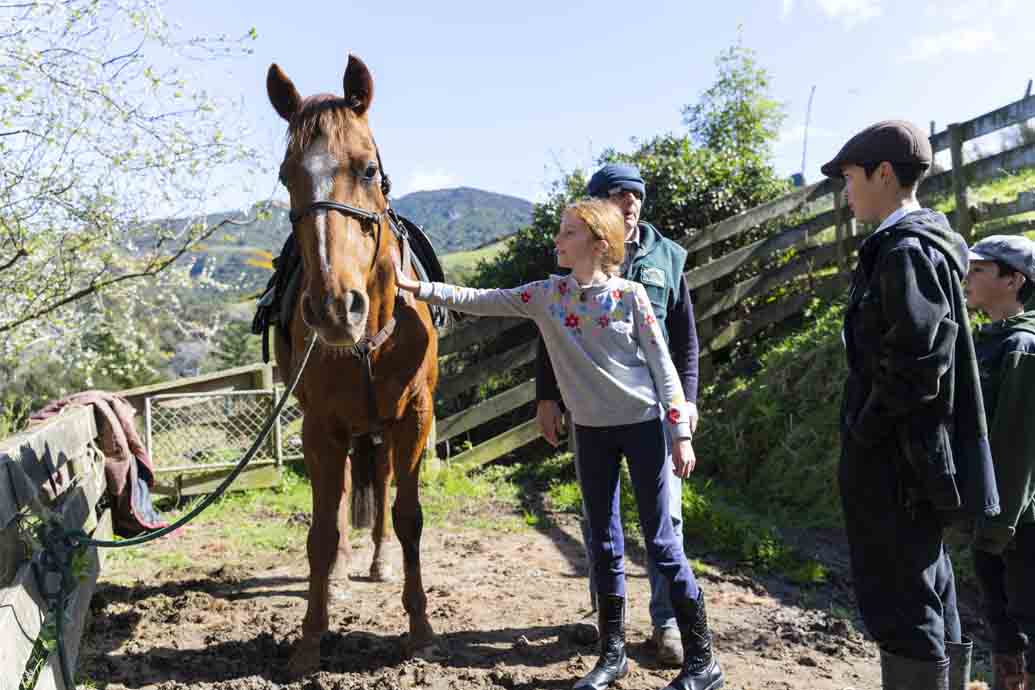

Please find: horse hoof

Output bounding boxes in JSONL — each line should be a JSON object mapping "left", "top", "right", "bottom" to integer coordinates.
{"left": 402, "top": 634, "right": 446, "bottom": 661}
{"left": 286, "top": 637, "right": 321, "bottom": 678}
{"left": 369, "top": 560, "right": 394, "bottom": 582}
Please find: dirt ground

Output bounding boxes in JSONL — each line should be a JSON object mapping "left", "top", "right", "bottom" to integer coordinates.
{"left": 77, "top": 502, "right": 902, "bottom": 690}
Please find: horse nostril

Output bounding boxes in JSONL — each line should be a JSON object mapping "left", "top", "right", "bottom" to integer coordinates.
{"left": 343, "top": 289, "right": 368, "bottom": 327}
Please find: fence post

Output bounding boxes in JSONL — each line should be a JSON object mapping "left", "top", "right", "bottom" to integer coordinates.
{"left": 422, "top": 417, "right": 441, "bottom": 479}
{"left": 692, "top": 245, "right": 714, "bottom": 385}
{"left": 948, "top": 122, "right": 974, "bottom": 241}
{"left": 253, "top": 364, "right": 282, "bottom": 472}
{"left": 833, "top": 181, "right": 847, "bottom": 271}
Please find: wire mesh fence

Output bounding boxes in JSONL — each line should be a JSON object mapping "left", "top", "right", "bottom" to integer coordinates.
{"left": 275, "top": 384, "right": 304, "bottom": 460}
{"left": 145, "top": 390, "right": 283, "bottom": 471}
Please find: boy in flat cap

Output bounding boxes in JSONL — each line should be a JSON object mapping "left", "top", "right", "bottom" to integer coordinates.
{"left": 965, "top": 234, "right": 1035, "bottom": 690}
{"left": 823, "top": 120, "right": 1000, "bottom": 690}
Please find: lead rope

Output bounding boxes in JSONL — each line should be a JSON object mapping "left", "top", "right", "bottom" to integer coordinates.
{"left": 40, "top": 331, "right": 319, "bottom": 690}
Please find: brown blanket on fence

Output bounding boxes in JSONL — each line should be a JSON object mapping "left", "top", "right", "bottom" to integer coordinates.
{"left": 30, "top": 391, "right": 168, "bottom": 537}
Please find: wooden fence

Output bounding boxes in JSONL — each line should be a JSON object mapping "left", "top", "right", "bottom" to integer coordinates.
{"left": 1, "top": 406, "right": 110, "bottom": 690}
{"left": 99, "top": 91, "right": 1035, "bottom": 492}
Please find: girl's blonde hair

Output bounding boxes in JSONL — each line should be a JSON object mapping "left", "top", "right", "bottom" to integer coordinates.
{"left": 566, "top": 198, "right": 626, "bottom": 275}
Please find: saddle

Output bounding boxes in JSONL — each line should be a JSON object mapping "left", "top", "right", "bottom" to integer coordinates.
{"left": 250, "top": 210, "right": 449, "bottom": 363}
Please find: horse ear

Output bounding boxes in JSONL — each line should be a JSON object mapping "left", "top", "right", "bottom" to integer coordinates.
{"left": 343, "top": 54, "right": 374, "bottom": 116}
{"left": 267, "top": 63, "right": 302, "bottom": 122}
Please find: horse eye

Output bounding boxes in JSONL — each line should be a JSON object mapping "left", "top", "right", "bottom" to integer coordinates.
{"left": 364, "top": 163, "right": 378, "bottom": 179}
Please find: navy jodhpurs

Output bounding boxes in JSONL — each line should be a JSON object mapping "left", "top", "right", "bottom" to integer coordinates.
{"left": 839, "top": 430, "right": 961, "bottom": 662}
{"left": 574, "top": 418, "right": 699, "bottom": 605}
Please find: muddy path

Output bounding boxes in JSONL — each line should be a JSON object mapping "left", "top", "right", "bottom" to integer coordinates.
{"left": 79, "top": 502, "right": 894, "bottom": 690}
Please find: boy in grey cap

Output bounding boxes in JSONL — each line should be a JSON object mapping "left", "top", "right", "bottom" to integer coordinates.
{"left": 965, "top": 234, "right": 1035, "bottom": 690}
{"left": 823, "top": 120, "right": 1000, "bottom": 690}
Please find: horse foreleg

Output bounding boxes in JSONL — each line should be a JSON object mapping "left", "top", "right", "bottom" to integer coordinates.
{"left": 289, "top": 425, "right": 348, "bottom": 677}
{"left": 391, "top": 403, "right": 437, "bottom": 656}
{"left": 369, "top": 445, "right": 394, "bottom": 581}
{"left": 329, "top": 455, "right": 353, "bottom": 582}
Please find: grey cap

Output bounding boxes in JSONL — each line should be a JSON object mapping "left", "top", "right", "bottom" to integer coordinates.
{"left": 821, "top": 120, "right": 933, "bottom": 178}
{"left": 969, "top": 235, "right": 1035, "bottom": 281}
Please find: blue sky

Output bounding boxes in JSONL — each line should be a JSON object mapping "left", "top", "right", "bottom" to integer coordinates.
{"left": 172, "top": 0, "right": 1035, "bottom": 210}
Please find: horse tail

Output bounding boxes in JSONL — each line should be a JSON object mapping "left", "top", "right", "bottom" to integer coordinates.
{"left": 349, "top": 437, "right": 376, "bottom": 529}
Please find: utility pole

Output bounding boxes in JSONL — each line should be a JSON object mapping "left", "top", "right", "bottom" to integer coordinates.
{"left": 801, "top": 85, "right": 817, "bottom": 181}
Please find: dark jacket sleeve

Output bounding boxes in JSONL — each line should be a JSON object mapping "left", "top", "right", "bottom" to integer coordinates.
{"left": 975, "top": 348, "right": 1035, "bottom": 553}
{"left": 665, "top": 276, "right": 700, "bottom": 403}
{"left": 535, "top": 334, "right": 563, "bottom": 405}
{"left": 851, "top": 246, "right": 955, "bottom": 445}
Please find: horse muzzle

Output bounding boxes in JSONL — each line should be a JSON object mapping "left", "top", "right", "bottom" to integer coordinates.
{"left": 301, "top": 289, "right": 368, "bottom": 346}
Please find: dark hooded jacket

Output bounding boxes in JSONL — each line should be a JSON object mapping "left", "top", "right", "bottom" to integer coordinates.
{"left": 972, "top": 311, "right": 1035, "bottom": 552}
{"left": 843, "top": 208, "right": 1000, "bottom": 520}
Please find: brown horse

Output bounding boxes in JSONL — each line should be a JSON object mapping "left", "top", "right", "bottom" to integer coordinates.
{"left": 266, "top": 55, "right": 439, "bottom": 674}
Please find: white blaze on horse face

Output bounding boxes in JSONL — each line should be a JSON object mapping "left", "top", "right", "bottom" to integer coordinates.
{"left": 303, "top": 135, "right": 337, "bottom": 279}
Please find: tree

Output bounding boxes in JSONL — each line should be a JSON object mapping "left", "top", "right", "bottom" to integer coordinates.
{"left": 470, "top": 39, "right": 788, "bottom": 289}
{"left": 0, "top": 1, "right": 263, "bottom": 366}
{"left": 682, "top": 36, "right": 785, "bottom": 169}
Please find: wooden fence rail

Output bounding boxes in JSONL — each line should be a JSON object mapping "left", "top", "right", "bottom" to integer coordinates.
{"left": 1, "top": 406, "right": 110, "bottom": 690}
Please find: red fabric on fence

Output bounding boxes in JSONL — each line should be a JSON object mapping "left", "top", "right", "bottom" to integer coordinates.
{"left": 30, "top": 391, "right": 168, "bottom": 537}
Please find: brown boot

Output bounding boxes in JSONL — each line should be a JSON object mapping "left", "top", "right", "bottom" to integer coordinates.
{"left": 992, "top": 652, "right": 1026, "bottom": 690}
{"left": 652, "top": 626, "right": 684, "bottom": 668}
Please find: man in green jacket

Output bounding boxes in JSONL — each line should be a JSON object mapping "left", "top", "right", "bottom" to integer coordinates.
{"left": 965, "top": 234, "right": 1035, "bottom": 690}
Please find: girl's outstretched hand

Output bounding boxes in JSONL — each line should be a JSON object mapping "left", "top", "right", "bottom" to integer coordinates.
{"left": 394, "top": 252, "right": 420, "bottom": 293}
{"left": 672, "top": 438, "right": 696, "bottom": 478}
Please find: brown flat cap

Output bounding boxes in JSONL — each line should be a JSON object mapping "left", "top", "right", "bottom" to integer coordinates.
{"left": 820, "top": 120, "right": 933, "bottom": 178}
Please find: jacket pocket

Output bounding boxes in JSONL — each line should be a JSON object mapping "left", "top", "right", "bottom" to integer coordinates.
{"left": 899, "top": 422, "right": 961, "bottom": 511}
{"left": 643, "top": 284, "right": 667, "bottom": 320}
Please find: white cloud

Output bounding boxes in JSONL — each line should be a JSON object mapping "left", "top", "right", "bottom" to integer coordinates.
{"left": 815, "top": 0, "right": 882, "bottom": 26}
{"left": 925, "top": 0, "right": 1017, "bottom": 24}
{"left": 399, "top": 169, "right": 458, "bottom": 195}
{"left": 904, "top": 27, "right": 1000, "bottom": 62}
{"left": 781, "top": 0, "right": 794, "bottom": 19}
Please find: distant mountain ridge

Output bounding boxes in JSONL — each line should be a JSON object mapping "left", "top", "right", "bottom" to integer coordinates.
{"left": 181, "top": 186, "right": 532, "bottom": 291}
{"left": 391, "top": 186, "right": 533, "bottom": 253}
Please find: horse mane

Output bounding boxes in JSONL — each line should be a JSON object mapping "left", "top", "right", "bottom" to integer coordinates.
{"left": 286, "top": 93, "right": 366, "bottom": 157}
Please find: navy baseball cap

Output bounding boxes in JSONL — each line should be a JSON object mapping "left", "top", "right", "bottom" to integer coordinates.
{"left": 969, "top": 235, "right": 1035, "bottom": 282}
{"left": 587, "top": 164, "right": 646, "bottom": 200}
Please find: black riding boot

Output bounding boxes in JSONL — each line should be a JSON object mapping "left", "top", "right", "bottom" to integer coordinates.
{"left": 573, "top": 594, "right": 628, "bottom": 690}
{"left": 879, "top": 648, "right": 949, "bottom": 690}
{"left": 662, "top": 589, "right": 724, "bottom": 690}
{"left": 946, "top": 637, "right": 972, "bottom": 690}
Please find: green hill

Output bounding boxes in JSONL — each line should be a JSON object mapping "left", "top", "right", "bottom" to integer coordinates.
{"left": 174, "top": 187, "right": 532, "bottom": 294}
{"left": 391, "top": 187, "right": 532, "bottom": 253}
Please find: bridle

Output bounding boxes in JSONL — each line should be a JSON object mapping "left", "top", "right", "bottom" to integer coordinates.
{"left": 286, "top": 142, "right": 412, "bottom": 445}
{"left": 287, "top": 145, "right": 392, "bottom": 273}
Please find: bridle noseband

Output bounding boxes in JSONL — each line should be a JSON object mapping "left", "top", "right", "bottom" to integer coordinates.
{"left": 288, "top": 199, "right": 382, "bottom": 226}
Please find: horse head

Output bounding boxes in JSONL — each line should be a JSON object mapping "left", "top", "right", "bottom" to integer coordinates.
{"left": 267, "top": 55, "right": 390, "bottom": 348}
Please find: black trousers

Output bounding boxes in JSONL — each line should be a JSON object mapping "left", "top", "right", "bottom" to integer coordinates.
{"left": 839, "top": 431, "right": 961, "bottom": 661}
{"left": 973, "top": 522, "right": 1035, "bottom": 671}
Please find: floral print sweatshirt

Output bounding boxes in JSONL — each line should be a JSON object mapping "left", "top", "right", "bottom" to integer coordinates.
{"left": 416, "top": 274, "right": 692, "bottom": 438}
